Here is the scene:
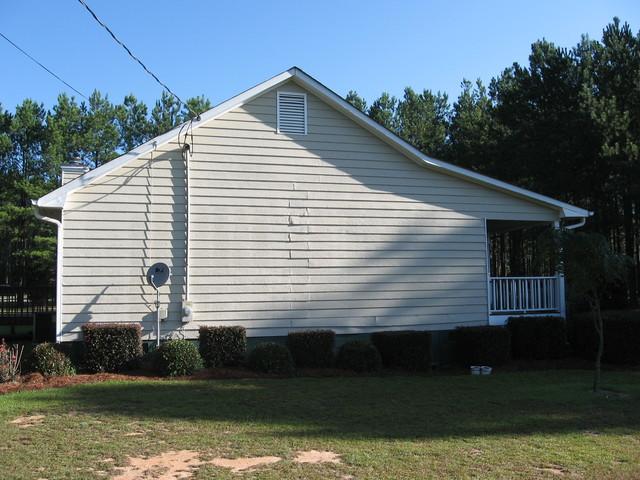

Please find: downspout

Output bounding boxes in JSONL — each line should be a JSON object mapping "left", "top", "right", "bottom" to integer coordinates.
{"left": 555, "top": 216, "right": 587, "bottom": 317}
{"left": 563, "top": 217, "right": 586, "bottom": 230}
{"left": 32, "top": 202, "right": 63, "bottom": 343}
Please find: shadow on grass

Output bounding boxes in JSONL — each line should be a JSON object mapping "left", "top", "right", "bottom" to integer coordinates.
{"left": 31, "top": 371, "right": 640, "bottom": 440}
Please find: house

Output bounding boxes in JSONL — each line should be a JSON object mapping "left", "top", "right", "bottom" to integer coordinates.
{"left": 33, "top": 67, "right": 591, "bottom": 344}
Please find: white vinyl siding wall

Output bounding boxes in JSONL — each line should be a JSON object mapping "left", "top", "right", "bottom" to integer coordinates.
{"left": 60, "top": 81, "right": 559, "bottom": 341}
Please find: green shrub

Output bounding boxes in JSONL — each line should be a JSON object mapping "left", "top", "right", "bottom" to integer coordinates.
{"left": 507, "top": 316, "right": 569, "bottom": 360}
{"left": 568, "top": 310, "right": 640, "bottom": 364}
{"left": 336, "top": 341, "right": 382, "bottom": 372}
{"left": 286, "top": 330, "right": 335, "bottom": 368}
{"left": 371, "top": 330, "right": 432, "bottom": 371}
{"left": 31, "top": 343, "right": 75, "bottom": 377}
{"left": 198, "top": 326, "right": 246, "bottom": 367}
{"left": 450, "top": 326, "right": 511, "bottom": 366}
{"left": 248, "top": 342, "right": 295, "bottom": 374}
{"left": 155, "top": 339, "right": 203, "bottom": 376}
{"left": 81, "top": 324, "right": 143, "bottom": 373}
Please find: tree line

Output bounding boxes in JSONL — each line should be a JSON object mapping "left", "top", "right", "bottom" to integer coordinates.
{"left": 0, "top": 18, "right": 638, "bottom": 307}
{"left": 0, "top": 90, "right": 210, "bottom": 300}
{"left": 346, "top": 18, "right": 639, "bottom": 307}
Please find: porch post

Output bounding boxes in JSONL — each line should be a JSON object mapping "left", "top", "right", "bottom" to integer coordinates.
{"left": 553, "top": 221, "right": 567, "bottom": 318}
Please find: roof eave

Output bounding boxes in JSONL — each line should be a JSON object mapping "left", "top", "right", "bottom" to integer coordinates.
{"left": 289, "top": 67, "right": 591, "bottom": 220}
{"left": 36, "top": 66, "right": 591, "bottom": 219}
{"left": 36, "top": 68, "right": 297, "bottom": 210}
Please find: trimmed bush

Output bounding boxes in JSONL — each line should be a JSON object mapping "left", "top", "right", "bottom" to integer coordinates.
{"left": 371, "top": 330, "right": 432, "bottom": 371}
{"left": 199, "top": 326, "right": 247, "bottom": 368}
{"left": 507, "top": 316, "right": 569, "bottom": 360}
{"left": 286, "top": 330, "right": 335, "bottom": 368}
{"left": 81, "top": 323, "right": 143, "bottom": 373}
{"left": 336, "top": 341, "right": 382, "bottom": 372}
{"left": 568, "top": 310, "right": 640, "bottom": 365}
{"left": 449, "top": 326, "right": 510, "bottom": 366}
{"left": 248, "top": 342, "right": 295, "bottom": 374}
{"left": 155, "top": 339, "right": 203, "bottom": 376}
{"left": 31, "top": 343, "right": 75, "bottom": 377}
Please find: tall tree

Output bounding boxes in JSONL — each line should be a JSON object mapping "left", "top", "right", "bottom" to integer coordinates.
{"left": 448, "top": 79, "right": 495, "bottom": 171}
{"left": 367, "top": 92, "right": 397, "bottom": 131}
{"left": 8, "top": 100, "right": 48, "bottom": 183}
{"left": 395, "top": 87, "right": 450, "bottom": 158}
{"left": 151, "top": 91, "right": 181, "bottom": 136}
{"left": 0, "top": 99, "right": 54, "bottom": 299}
{"left": 180, "top": 95, "right": 212, "bottom": 122}
{"left": 46, "top": 94, "right": 84, "bottom": 179}
{"left": 81, "top": 91, "right": 120, "bottom": 168}
{"left": 345, "top": 90, "right": 367, "bottom": 112}
{"left": 587, "top": 18, "right": 640, "bottom": 303}
{"left": 117, "top": 94, "right": 152, "bottom": 152}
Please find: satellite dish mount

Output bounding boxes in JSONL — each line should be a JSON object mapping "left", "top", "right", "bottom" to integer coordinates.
{"left": 146, "top": 262, "right": 170, "bottom": 347}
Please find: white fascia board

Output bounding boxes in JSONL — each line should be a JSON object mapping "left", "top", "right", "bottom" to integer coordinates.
{"left": 289, "top": 68, "right": 591, "bottom": 219}
{"left": 36, "top": 69, "right": 296, "bottom": 209}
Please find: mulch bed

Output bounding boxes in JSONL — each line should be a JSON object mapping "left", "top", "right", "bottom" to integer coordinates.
{"left": 0, "top": 372, "right": 161, "bottom": 395}
{"left": 0, "top": 367, "right": 365, "bottom": 395}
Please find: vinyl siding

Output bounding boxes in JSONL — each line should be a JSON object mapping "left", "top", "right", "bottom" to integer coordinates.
{"left": 60, "top": 80, "right": 560, "bottom": 341}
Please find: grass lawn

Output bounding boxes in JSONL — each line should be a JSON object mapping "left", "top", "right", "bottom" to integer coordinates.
{"left": 1, "top": 370, "right": 639, "bottom": 479}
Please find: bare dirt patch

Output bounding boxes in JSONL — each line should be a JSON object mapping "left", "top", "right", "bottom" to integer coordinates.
{"left": 111, "top": 451, "right": 284, "bottom": 478}
{"left": 468, "top": 448, "right": 483, "bottom": 457}
{"left": 10, "top": 414, "right": 45, "bottom": 428}
{"left": 294, "top": 450, "right": 342, "bottom": 464}
{"left": 111, "top": 450, "right": 204, "bottom": 480}
{"left": 209, "top": 456, "right": 282, "bottom": 473}
{"left": 535, "top": 464, "right": 568, "bottom": 476}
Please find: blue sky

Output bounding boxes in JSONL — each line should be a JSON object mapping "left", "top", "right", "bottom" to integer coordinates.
{"left": 1, "top": 1, "right": 639, "bottom": 112}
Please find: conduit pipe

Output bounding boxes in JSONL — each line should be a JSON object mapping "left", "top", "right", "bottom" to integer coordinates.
{"left": 181, "top": 143, "right": 193, "bottom": 322}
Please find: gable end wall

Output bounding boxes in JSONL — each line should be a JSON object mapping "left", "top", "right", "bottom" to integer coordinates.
{"left": 60, "top": 80, "right": 559, "bottom": 341}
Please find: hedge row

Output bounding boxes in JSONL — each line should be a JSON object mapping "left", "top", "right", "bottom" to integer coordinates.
{"left": 199, "top": 326, "right": 246, "bottom": 368}
{"left": 81, "top": 324, "right": 143, "bottom": 373}
{"left": 507, "top": 316, "right": 569, "bottom": 360}
{"left": 75, "top": 324, "right": 434, "bottom": 375}
{"left": 371, "top": 330, "right": 432, "bottom": 371}
{"left": 60, "top": 310, "right": 640, "bottom": 377}
{"left": 450, "top": 326, "right": 511, "bottom": 366}
{"left": 449, "top": 316, "right": 569, "bottom": 366}
{"left": 568, "top": 310, "right": 640, "bottom": 364}
{"left": 286, "top": 330, "right": 335, "bottom": 368}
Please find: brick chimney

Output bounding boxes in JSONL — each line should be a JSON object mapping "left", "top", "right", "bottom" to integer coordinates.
{"left": 61, "top": 159, "right": 89, "bottom": 186}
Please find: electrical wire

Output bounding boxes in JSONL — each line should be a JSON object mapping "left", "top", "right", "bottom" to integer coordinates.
{"left": 0, "top": 31, "right": 88, "bottom": 100}
{"left": 76, "top": 0, "right": 200, "bottom": 119}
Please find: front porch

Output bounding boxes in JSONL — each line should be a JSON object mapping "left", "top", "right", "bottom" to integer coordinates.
{"left": 486, "top": 220, "right": 565, "bottom": 325}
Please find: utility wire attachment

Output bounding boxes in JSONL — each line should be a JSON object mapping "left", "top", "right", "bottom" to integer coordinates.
{"left": 0, "top": 31, "right": 88, "bottom": 100}
{"left": 76, "top": 0, "right": 200, "bottom": 120}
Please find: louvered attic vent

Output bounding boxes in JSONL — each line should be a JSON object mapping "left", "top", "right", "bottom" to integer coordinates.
{"left": 277, "top": 92, "right": 307, "bottom": 135}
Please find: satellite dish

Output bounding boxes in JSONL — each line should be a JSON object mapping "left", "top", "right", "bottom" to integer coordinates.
{"left": 147, "top": 262, "right": 170, "bottom": 289}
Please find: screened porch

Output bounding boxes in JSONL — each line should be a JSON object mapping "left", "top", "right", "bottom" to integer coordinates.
{"left": 486, "top": 220, "right": 565, "bottom": 325}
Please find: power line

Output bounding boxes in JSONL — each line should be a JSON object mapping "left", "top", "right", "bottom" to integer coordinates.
{"left": 0, "top": 31, "right": 88, "bottom": 100}
{"left": 76, "top": 0, "right": 200, "bottom": 119}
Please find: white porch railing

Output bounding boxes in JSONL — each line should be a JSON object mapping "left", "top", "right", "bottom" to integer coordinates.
{"left": 489, "top": 276, "right": 564, "bottom": 314}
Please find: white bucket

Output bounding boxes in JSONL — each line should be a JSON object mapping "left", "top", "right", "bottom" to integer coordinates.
{"left": 481, "top": 366, "right": 492, "bottom": 375}
{"left": 470, "top": 366, "right": 481, "bottom": 375}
